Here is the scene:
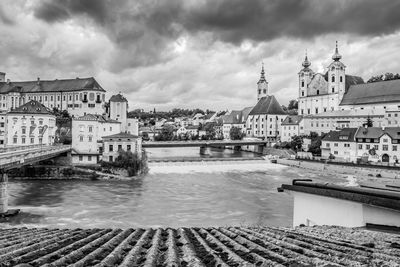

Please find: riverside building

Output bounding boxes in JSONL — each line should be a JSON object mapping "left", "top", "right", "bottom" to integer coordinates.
{"left": 0, "top": 73, "right": 106, "bottom": 117}
{"left": 5, "top": 100, "right": 56, "bottom": 146}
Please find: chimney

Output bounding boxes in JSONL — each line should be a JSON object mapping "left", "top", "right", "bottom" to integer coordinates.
{"left": 0, "top": 72, "right": 5, "bottom": 82}
{"left": 382, "top": 126, "right": 385, "bottom": 131}
{"left": 37, "top": 77, "right": 40, "bottom": 85}
{"left": 6, "top": 79, "right": 10, "bottom": 84}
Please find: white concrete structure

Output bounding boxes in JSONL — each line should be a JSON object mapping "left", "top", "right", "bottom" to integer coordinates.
{"left": 102, "top": 132, "right": 142, "bottom": 162}
{"left": 71, "top": 114, "right": 121, "bottom": 164}
{"left": 281, "top": 181, "right": 400, "bottom": 228}
{"left": 5, "top": 100, "right": 56, "bottom": 146}
{"left": 0, "top": 75, "right": 106, "bottom": 117}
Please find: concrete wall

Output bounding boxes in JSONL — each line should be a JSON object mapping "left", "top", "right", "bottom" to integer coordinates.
{"left": 277, "top": 158, "right": 400, "bottom": 179}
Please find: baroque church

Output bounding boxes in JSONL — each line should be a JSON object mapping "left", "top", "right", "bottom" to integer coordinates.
{"left": 298, "top": 42, "right": 364, "bottom": 116}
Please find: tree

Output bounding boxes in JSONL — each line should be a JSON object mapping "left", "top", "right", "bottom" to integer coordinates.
{"left": 229, "top": 126, "right": 245, "bottom": 140}
{"left": 308, "top": 132, "right": 322, "bottom": 156}
{"left": 365, "top": 116, "right": 373, "bottom": 127}
{"left": 155, "top": 125, "right": 175, "bottom": 141}
{"left": 290, "top": 135, "right": 303, "bottom": 151}
{"left": 101, "top": 150, "right": 147, "bottom": 176}
{"left": 288, "top": 100, "right": 298, "bottom": 110}
{"left": 367, "top": 72, "right": 400, "bottom": 83}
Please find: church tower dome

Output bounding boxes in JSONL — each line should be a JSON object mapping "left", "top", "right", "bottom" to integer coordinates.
{"left": 302, "top": 51, "right": 311, "bottom": 68}
{"left": 332, "top": 41, "right": 342, "bottom": 61}
{"left": 257, "top": 62, "right": 269, "bottom": 101}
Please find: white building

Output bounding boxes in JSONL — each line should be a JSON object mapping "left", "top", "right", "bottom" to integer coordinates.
{"left": 5, "top": 100, "right": 56, "bottom": 146}
{"left": 0, "top": 74, "right": 106, "bottom": 117}
{"left": 0, "top": 111, "right": 6, "bottom": 147}
{"left": 246, "top": 96, "right": 287, "bottom": 142}
{"left": 109, "top": 93, "right": 128, "bottom": 131}
{"left": 71, "top": 114, "right": 121, "bottom": 165}
{"left": 281, "top": 115, "right": 304, "bottom": 142}
{"left": 303, "top": 109, "right": 384, "bottom": 135}
{"left": 102, "top": 132, "right": 142, "bottom": 162}
{"left": 321, "top": 128, "right": 358, "bottom": 161}
{"left": 222, "top": 107, "right": 252, "bottom": 139}
{"left": 257, "top": 63, "right": 268, "bottom": 101}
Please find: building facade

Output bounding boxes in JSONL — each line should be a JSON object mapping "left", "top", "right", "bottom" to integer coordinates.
{"left": 0, "top": 74, "right": 106, "bottom": 117}
{"left": 281, "top": 115, "right": 304, "bottom": 142}
{"left": 5, "top": 100, "right": 56, "bottom": 146}
{"left": 321, "top": 128, "right": 358, "bottom": 161}
{"left": 71, "top": 114, "right": 121, "bottom": 164}
{"left": 102, "top": 132, "right": 142, "bottom": 162}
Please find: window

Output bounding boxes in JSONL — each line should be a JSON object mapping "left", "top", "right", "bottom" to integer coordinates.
{"left": 79, "top": 155, "right": 83, "bottom": 161}
{"left": 331, "top": 76, "right": 335, "bottom": 82}
{"left": 301, "top": 109, "right": 304, "bottom": 115}
{"left": 88, "top": 156, "right": 92, "bottom": 161}
{"left": 388, "top": 114, "right": 392, "bottom": 117}
{"left": 51, "top": 96, "right": 53, "bottom": 101}
{"left": 332, "top": 87, "right": 335, "bottom": 93}
{"left": 80, "top": 136, "right": 83, "bottom": 142}
{"left": 393, "top": 145, "right": 397, "bottom": 151}
{"left": 344, "top": 143, "right": 350, "bottom": 147}
{"left": 316, "top": 90, "right": 319, "bottom": 95}
{"left": 109, "top": 156, "right": 113, "bottom": 162}
{"left": 127, "top": 145, "right": 131, "bottom": 151}
{"left": 69, "top": 95, "right": 72, "bottom": 101}
{"left": 39, "top": 120, "right": 43, "bottom": 125}
{"left": 88, "top": 136, "right": 92, "bottom": 142}
{"left": 110, "top": 127, "right": 112, "bottom": 131}
{"left": 334, "top": 143, "right": 338, "bottom": 147}
{"left": 315, "top": 108, "right": 318, "bottom": 114}
{"left": 301, "top": 81, "right": 304, "bottom": 87}
{"left": 31, "top": 138, "right": 34, "bottom": 144}
{"left": 326, "top": 143, "right": 330, "bottom": 148}
{"left": 340, "top": 76, "right": 343, "bottom": 82}
{"left": 57, "top": 96, "right": 60, "bottom": 101}
{"left": 383, "top": 138, "right": 388, "bottom": 143}
{"left": 358, "top": 144, "right": 362, "bottom": 149}
{"left": 366, "top": 145, "right": 370, "bottom": 149}
{"left": 334, "top": 151, "right": 338, "bottom": 155}
{"left": 88, "top": 126, "right": 93, "bottom": 133}
{"left": 118, "top": 145, "right": 122, "bottom": 151}
{"left": 307, "top": 109, "right": 310, "bottom": 114}
{"left": 109, "top": 145, "right": 113, "bottom": 152}
{"left": 383, "top": 145, "right": 388, "bottom": 151}
{"left": 374, "top": 145, "right": 379, "bottom": 150}
{"left": 22, "top": 128, "right": 26, "bottom": 134}
{"left": 324, "top": 108, "right": 327, "bottom": 112}
{"left": 39, "top": 137, "right": 42, "bottom": 144}
{"left": 13, "top": 137, "right": 17, "bottom": 144}
{"left": 63, "top": 95, "right": 66, "bottom": 101}
{"left": 45, "top": 96, "right": 48, "bottom": 101}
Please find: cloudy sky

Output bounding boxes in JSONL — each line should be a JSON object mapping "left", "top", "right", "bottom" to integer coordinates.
{"left": 1, "top": 0, "right": 400, "bottom": 111}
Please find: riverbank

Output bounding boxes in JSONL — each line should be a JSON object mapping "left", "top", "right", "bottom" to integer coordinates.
{"left": 0, "top": 225, "right": 398, "bottom": 266}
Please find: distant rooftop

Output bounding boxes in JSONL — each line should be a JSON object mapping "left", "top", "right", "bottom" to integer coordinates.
{"left": 8, "top": 100, "right": 53, "bottom": 115}
{"left": 249, "top": 95, "right": 286, "bottom": 115}
{"left": 110, "top": 93, "right": 128, "bottom": 102}
{"left": 74, "top": 113, "right": 120, "bottom": 123}
{"left": 102, "top": 132, "right": 139, "bottom": 139}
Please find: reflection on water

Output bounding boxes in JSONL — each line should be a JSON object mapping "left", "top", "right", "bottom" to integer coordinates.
{"left": 3, "top": 162, "right": 346, "bottom": 229}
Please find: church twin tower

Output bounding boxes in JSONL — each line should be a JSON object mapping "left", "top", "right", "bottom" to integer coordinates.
{"left": 257, "top": 42, "right": 347, "bottom": 115}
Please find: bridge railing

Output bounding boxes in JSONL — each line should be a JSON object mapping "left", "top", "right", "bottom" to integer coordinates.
{"left": 0, "top": 145, "right": 71, "bottom": 167}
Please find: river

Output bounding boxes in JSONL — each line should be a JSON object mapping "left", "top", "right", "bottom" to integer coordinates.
{"left": 2, "top": 148, "right": 347, "bottom": 229}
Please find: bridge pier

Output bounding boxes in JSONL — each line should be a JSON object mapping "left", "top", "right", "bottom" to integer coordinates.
{"left": 199, "top": 146, "right": 211, "bottom": 156}
{"left": 0, "top": 173, "right": 8, "bottom": 214}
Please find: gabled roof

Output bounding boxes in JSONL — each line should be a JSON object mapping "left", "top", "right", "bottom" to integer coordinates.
{"left": 0, "top": 77, "right": 105, "bottom": 94}
{"left": 249, "top": 95, "right": 286, "bottom": 115}
{"left": 109, "top": 93, "right": 127, "bottom": 102}
{"left": 222, "top": 110, "right": 242, "bottom": 124}
{"left": 341, "top": 79, "right": 400, "bottom": 106}
{"left": 204, "top": 112, "right": 216, "bottom": 120}
{"left": 7, "top": 100, "right": 53, "bottom": 115}
{"left": 102, "top": 132, "right": 139, "bottom": 139}
{"left": 355, "top": 126, "right": 400, "bottom": 140}
{"left": 282, "top": 115, "right": 302, "bottom": 125}
{"left": 322, "top": 128, "right": 358, "bottom": 142}
{"left": 74, "top": 114, "right": 120, "bottom": 123}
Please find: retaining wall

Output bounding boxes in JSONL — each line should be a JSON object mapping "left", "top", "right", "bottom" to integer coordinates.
{"left": 277, "top": 158, "right": 400, "bottom": 179}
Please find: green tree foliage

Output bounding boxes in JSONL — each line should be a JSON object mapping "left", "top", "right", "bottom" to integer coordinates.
{"left": 229, "top": 126, "right": 245, "bottom": 140}
{"left": 154, "top": 125, "right": 175, "bottom": 141}
{"left": 367, "top": 73, "right": 400, "bottom": 83}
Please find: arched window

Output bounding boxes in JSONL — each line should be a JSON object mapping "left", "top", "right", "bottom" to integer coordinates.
{"left": 340, "top": 76, "right": 343, "bottom": 82}
{"left": 301, "top": 80, "right": 304, "bottom": 87}
{"left": 316, "top": 90, "right": 320, "bottom": 95}
{"left": 331, "top": 76, "right": 335, "bottom": 82}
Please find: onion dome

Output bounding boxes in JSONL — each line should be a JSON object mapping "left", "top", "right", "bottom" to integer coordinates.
{"left": 332, "top": 41, "right": 342, "bottom": 61}
{"left": 257, "top": 62, "right": 267, "bottom": 84}
{"left": 302, "top": 51, "right": 311, "bottom": 68}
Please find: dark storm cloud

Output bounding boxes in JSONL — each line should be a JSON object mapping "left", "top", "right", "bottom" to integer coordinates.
{"left": 34, "top": 0, "right": 400, "bottom": 43}
{"left": 34, "top": 0, "right": 108, "bottom": 24}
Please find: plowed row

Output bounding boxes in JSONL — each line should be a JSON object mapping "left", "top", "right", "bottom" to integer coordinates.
{"left": 0, "top": 226, "right": 399, "bottom": 266}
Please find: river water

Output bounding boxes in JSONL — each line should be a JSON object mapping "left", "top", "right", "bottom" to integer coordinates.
{"left": 2, "top": 148, "right": 346, "bottom": 229}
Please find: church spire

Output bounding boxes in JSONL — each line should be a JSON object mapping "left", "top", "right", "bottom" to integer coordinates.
{"left": 332, "top": 41, "right": 342, "bottom": 61}
{"left": 302, "top": 50, "right": 311, "bottom": 68}
{"left": 258, "top": 62, "right": 266, "bottom": 84}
